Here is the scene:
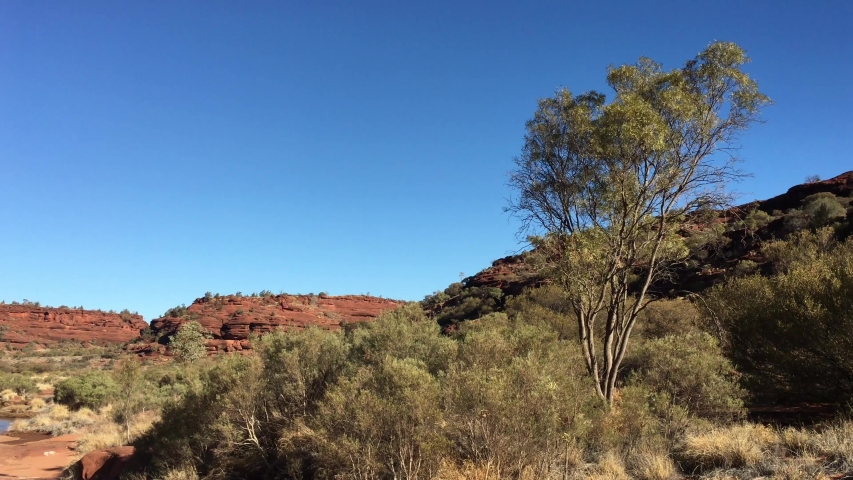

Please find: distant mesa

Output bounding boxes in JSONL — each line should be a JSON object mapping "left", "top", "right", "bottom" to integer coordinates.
{"left": 147, "top": 293, "right": 404, "bottom": 352}
{"left": 0, "top": 304, "right": 146, "bottom": 347}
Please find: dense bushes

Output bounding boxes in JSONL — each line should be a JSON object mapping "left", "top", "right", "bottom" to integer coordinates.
{"left": 0, "top": 372, "right": 38, "bottom": 395}
{"left": 705, "top": 228, "right": 853, "bottom": 403}
{"left": 128, "top": 300, "right": 746, "bottom": 479}
{"left": 625, "top": 333, "right": 744, "bottom": 422}
{"left": 54, "top": 371, "right": 118, "bottom": 409}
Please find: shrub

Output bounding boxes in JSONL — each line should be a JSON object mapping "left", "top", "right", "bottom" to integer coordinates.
{"left": 802, "top": 192, "right": 846, "bottom": 227}
{"left": 169, "top": 321, "right": 212, "bottom": 364}
{"left": 316, "top": 357, "right": 447, "bottom": 479}
{"left": 633, "top": 299, "right": 702, "bottom": 339}
{"left": 505, "top": 284, "right": 576, "bottom": 340}
{"left": 705, "top": 229, "right": 853, "bottom": 403}
{"left": 625, "top": 333, "right": 745, "bottom": 422}
{"left": 0, "top": 372, "right": 38, "bottom": 395}
{"left": 54, "top": 371, "right": 118, "bottom": 409}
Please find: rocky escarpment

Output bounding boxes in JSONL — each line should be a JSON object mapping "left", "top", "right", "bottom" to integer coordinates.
{"left": 0, "top": 304, "right": 147, "bottom": 347}
{"left": 428, "top": 171, "right": 853, "bottom": 325}
{"left": 147, "top": 294, "right": 404, "bottom": 352}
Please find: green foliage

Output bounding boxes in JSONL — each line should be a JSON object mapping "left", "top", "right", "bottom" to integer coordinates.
{"left": 169, "top": 321, "right": 212, "bottom": 364}
{"left": 802, "top": 192, "right": 847, "bottom": 227}
{"left": 164, "top": 304, "right": 188, "bottom": 318}
{"left": 742, "top": 208, "right": 772, "bottom": 232}
{"left": 705, "top": 229, "right": 853, "bottom": 403}
{"left": 421, "top": 282, "right": 505, "bottom": 326}
{"left": 54, "top": 371, "right": 118, "bottom": 409}
{"left": 625, "top": 333, "right": 745, "bottom": 421}
{"left": 317, "top": 357, "right": 447, "bottom": 478}
{"left": 505, "top": 284, "right": 576, "bottom": 340}
{"left": 633, "top": 298, "right": 703, "bottom": 339}
{"left": 0, "top": 372, "right": 38, "bottom": 395}
{"left": 113, "top": 356, "right": 145, "bottom": 442}
{"left": 133, "top": 305, "right": 612, "bottom": 479}
{"left": 506, "top": 42, "right": 768, "bottom": 405}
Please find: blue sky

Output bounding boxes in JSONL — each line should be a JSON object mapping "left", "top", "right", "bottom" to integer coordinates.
{"left": 1, "top": 1, "right": 851, "bottom": 321}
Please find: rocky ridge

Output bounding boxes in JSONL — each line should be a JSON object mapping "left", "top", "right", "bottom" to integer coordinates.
{"left": 145, "top": 293, "right": 404, "bottom": 353}
{"left": 428, "top": 171, "right": 853, "bottom": 325}
{"left": 0, "top": 305, "right": 147, "bottom": 347}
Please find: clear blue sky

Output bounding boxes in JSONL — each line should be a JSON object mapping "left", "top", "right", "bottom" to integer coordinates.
{"left": 1, "top": 1, "right": 851, "bottom": 321}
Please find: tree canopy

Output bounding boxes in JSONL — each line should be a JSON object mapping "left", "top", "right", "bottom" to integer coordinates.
{"left": 507, "top": 41, "right": 770, "bottom": 404}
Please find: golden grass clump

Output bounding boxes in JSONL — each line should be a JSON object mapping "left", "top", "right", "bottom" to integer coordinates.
{"left": 586, "top": 451, "right": 630, "bottom": 480}
{"left": 0, "top": 389, "right": 17, "bottom": 401}
{"left": 160, "top": 467, "right": 200, "bottom": 480}
{"left": 768, "top": 455, "right": 828, "bottom": 480}
{"left": 809, "top": 421, "right": 853, "bottom": 469}
{"left": 28, "top": 397, "right": 46, "bottom": 411}
{"left": 76, "top": 409, "right": 158, "bottom": 454}
{"left": 48, "top": 403, "right": 70, "bottom": 421}
{"left": 430, "top": 461, "right": 502, "bottom": 480}
{"left": 630, "top": 448, "right": 678, "bottom": 480}
{"left": 678, "top": 424, "right": 775, "bottom": 471}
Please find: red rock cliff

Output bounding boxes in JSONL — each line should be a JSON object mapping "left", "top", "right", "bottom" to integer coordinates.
{"left": 149, "top": 294, "right": 404, "bottom": 343}
{"left": 0, "top": 305, "right": 147, "bottom": 347}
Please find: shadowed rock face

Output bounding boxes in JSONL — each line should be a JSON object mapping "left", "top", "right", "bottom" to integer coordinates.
{"left": 0, "top": 305, "right": 147, "bottom": 347}
{"left": 754, "top": 170, "right": 853, "bottom": 213}
{"left": 149, "top": 294, "right": 404, "bottom": 343}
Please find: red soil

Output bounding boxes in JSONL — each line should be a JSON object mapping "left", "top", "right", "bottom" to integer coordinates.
{"left": 0, "top": 432, "right": 78, "bottom": 479}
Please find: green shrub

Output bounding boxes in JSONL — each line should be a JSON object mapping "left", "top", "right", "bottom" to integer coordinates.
{"left": 54, "top": 371, "right": 118, "bottom": 409}
{"left": 633, "top": 299, "right": 702, "bottom": 340}
{"left": 169, "top": 321, "right": 212, "bottom": 364}
{"left": 0, "top": 372, "right": 38, "bottom": 395}
{"left": 505, "top": 284, "right": 576, "bottom": 340}
{"left": 705, "top": 229, "right": 853, "bottom": 403}
{"left": 317, "top": 357, "right": 447, "bottom": 479}
{"left": 625, "top": 333, "right": 745, "bottom": 422}
{"left": 802, "top": 192, "right": 847, "bottom": 227}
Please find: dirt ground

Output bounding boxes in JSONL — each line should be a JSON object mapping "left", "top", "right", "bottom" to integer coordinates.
{"left": 0, "top": 432, "right": 78, "bottom": 479}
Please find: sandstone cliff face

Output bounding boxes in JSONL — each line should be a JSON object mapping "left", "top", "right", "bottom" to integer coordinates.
{"left": 0, "top": 305, "right": 147, "bottom": 347}
{"left": 149, "top": 294, "right": 403, "bottom": 346}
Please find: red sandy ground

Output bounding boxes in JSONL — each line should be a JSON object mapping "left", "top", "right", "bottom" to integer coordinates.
{"left": 0, "top": 432, "right": 78, "bottom": 479}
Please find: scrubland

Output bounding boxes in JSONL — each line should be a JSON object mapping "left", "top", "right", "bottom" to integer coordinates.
{"left": 1, "top": 228, "right": 852, "bottom": 479}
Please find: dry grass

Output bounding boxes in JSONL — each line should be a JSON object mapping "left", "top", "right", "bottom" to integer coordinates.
{"left": 160, "top": 467, "right": 200, "bottom": 480}
{"left": 586, "top": 451, "right": 630, "bottom": 480}
{"left": 11, "top": 403, "right": 97, "bottom": 436}
{"left": 630, "top": 448, "right": 679, "bottom": 480}
{"left": 767, "top": 455, "right": 828, "bottom": 480}
{"left": 678, "top": 424, "right": 775, "bottom": 471}
{"left": 75, "top": 409, "right": 158, "bottom": 454}
{"left": 0, "top": 388, "right": 17, "bottom": 401}
{"left": 431, "top": 461, "right": 502, "bottom": 480}
{"left": 29, "top": 397, "right": 46, "bottom": 411}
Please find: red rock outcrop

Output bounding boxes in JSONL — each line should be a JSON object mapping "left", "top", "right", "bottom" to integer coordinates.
{"left": 149, "top": 294, "right": 404, "bottom": 348}
{"left": 464, "top": 254, "right": 545, "bottom": 296}
{"left": 79, "top": 446, "right": 135, "bottom": 480}
{"left": 0, "top": 305, "right": 147, "bottom": 348}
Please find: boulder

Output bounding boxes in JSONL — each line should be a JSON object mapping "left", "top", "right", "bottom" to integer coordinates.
{"left": 80, "top": 446, "right": 135, "bottom": 480}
